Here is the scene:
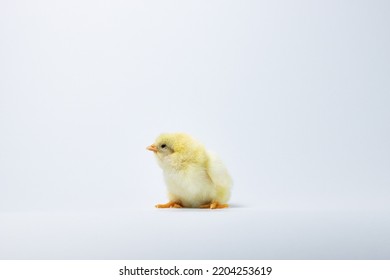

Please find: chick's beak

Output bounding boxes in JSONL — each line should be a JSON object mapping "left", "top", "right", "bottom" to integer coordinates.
{"left": 146, "top": 144, "right": 158, "bottom": 153}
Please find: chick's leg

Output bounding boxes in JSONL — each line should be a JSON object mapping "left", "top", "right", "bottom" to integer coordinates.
{"left": 199, "top": 202, "right": 229, "bottom": 209}
{"left": 199, "top": 203, "right": 211, "bottom": 208}
{"left": 211, "top": 202, "right": 229, "bottom": 209}
{"left": 155, "top": 201, "right": 183, "bottom": 208}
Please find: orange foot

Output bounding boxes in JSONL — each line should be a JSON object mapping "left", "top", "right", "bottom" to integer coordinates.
{"left": 155, "top": 201, "right": 183, "bottom": 208}
{"left": 199, "top": 202, "right": 229, "bottom": 209}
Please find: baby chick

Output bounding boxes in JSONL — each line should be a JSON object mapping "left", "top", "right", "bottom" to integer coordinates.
{"left": 147, "top": 133, "right": 232, "bottom": 209}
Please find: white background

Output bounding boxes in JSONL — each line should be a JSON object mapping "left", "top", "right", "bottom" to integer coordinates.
{"left": 0, "top": 0, "right": 389, "bottom": 259}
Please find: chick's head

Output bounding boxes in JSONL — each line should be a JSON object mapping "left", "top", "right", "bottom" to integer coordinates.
{"left": 147, "top": 133, "right": 205, "bottom": 169}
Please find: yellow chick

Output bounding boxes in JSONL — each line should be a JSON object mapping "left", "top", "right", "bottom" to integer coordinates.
{"left": 146, "top": 133, "right": 232, "bottom": 209}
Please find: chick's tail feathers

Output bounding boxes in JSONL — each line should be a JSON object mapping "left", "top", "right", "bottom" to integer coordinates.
{"left": 206, "top": 151, "right": 232, "bottom": 203}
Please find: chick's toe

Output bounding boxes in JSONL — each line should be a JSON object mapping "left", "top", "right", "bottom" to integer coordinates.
{"left": 155, "top": 201, "right": 183, "bottom": 208}
{"left": 155, "top": 202, "right": 175, "bottom": 208}
{"left": 200, "top": 202, "right": 229, "bottom": 209}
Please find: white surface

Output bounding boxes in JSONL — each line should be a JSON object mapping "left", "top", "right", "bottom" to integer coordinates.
{"left": 1, "top": 207, "right": 390, "bottom": 259}
{"left": 0, "top": 0, "right": 389, "bottom": 259}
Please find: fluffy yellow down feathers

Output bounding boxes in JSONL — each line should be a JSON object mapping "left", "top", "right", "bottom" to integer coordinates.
{"left": 147, "top": 133, "right": 232, "bottom": 209}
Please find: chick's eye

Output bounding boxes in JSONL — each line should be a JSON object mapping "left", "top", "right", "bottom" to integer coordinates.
{"left": 161, "top": 144, "right": 166, "bottom": 148}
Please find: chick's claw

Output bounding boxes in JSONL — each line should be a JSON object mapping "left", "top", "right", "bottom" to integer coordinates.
{"left": 155, "top": 202, "right": 175, "bottom": 208}
{"left": 199, "top": 203, "right": 211, "bottom": 208}
{"left": 200, "top": 202, "right": 229, "bottom": 209}
{"left": 172, "top": 203, "right": 183, "bottom": 208}
{"left": 211, "top": 202, "right": 229, "bottom": 209}
{"left": 155, "top": 202, "right": 183, "bottom": 208}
